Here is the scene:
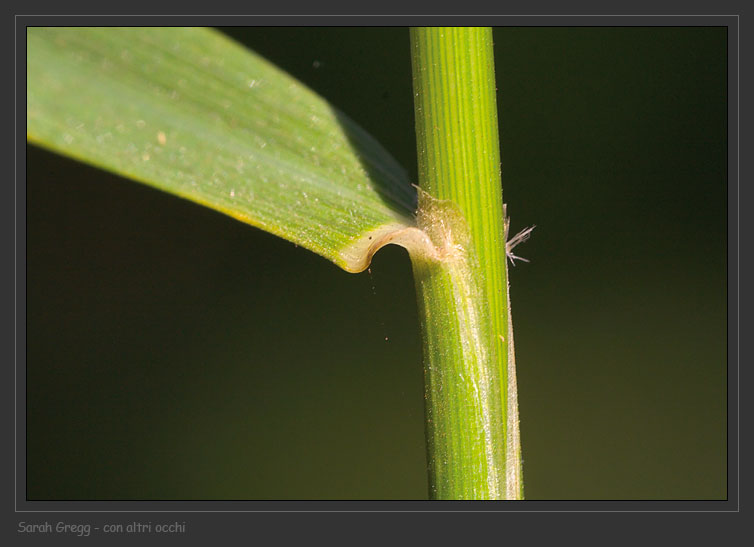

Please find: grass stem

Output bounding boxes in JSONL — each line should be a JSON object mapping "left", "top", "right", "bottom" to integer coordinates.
{"left": 410, "top": 27, "right": 523, "bottom": 500}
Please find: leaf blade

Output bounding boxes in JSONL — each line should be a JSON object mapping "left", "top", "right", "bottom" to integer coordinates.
{"left": 27, "top": 27, "right": 415, "bottom": 271}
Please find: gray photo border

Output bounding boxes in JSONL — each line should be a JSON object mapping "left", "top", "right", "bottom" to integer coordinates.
{"left": 7, "top": 8, "right": 742, "bottom": 543}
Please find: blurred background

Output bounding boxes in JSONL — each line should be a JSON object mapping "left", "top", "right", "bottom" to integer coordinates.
{"left": 26, "top": 27, "right": 727, "bottom": 500}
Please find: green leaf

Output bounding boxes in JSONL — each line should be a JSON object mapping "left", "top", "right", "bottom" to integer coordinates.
{"left": 27, "top": 27, "right": 415, "bottom": 272}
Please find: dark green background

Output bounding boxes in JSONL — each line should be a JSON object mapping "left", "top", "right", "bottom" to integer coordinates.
{"left": 26, "top": 27, "right": 727, "bottom": 500}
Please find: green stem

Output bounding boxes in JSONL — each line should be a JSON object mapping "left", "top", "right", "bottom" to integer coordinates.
{"left": 410, "top": 27, "right": 523, "bottom": 499}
